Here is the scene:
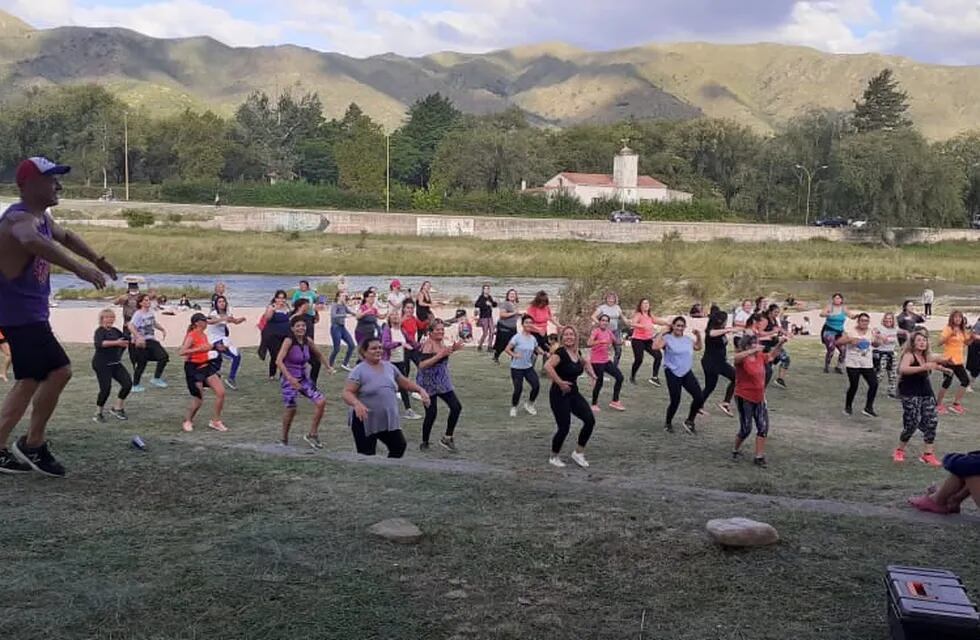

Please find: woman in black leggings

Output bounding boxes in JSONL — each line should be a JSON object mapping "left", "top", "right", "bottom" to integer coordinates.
{"left": 654, "top": 317, "right": 704, "bottom": 434}
{"left": 504, "top": 315, "right": 543, "bottom": 417}
{"left": 628, "top": 298, "right": 669, "bottom": 386}
{"left": 544, "top": 325, "right": 597, "bottom": 469}
{"left": 417, "top": 319, "right": 464, "bottom": 451}
{"left": 701, "top": 310, "right": 737, "bottom": 417}
{"left": 92, "top": 308, "right": 133, "bottom": 422}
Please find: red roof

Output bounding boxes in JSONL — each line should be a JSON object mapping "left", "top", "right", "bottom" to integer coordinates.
{"left": 554, "top": 172, "right": 667, "bottom": 189}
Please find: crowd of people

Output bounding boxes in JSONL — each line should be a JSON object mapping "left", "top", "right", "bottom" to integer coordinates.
{"left": 0, "top": 156, "right": 977, "bottom": 516}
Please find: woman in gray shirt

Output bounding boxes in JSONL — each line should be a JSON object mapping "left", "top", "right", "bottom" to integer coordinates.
{"left": 343, "top": 337, "right": 430, "bottom": 457}
{"left": 329, "top": 292, "right": 356, "bottom": 372}
{"left": 492, "top": 289, "right": 521, "bottom": 364}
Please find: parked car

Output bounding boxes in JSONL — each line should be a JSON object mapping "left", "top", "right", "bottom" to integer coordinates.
{"left": 609, "top": 209, "right": 641, "bottom": 223}
{"left": 813, "top": 216, "right": 848, "bottom": 228}
{"left": 848, "top": 219, "right": 868, "bottom": 229}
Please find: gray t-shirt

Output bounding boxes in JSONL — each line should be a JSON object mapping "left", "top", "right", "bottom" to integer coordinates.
{"left": 499, "top": 301, "right": 519, "bottom": 330}
{"left": 130, "top": 309, "right": 158, "bottom": 341}
{"left": 330, "top": 303, "right": 350, "bottom": 326}
{"left": 596, "top": 304, "right": 623, "bottom": 332}
{"left": 347, "top": 361, "right": 402, "bottom": 436}
{"left": 874, "top": 326, "right": 898, "bottom": 353}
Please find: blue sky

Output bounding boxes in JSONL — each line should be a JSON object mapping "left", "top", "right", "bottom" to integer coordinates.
{"left": 3, "top": 0, "right": 980, "bottom": 64}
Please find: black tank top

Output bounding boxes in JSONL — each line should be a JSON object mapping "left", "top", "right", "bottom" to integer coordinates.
{"left": 703, "top": 332, "right": 727, "bottom": 366}
{"left": 898, "top": 354, "right": 933, "bottom": 398}
{"left": 553, "top": 347, "right": 584, "bottom": 387}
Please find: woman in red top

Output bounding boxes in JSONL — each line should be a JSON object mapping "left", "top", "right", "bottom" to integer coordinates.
{"left": 526, "top": 290, "right": 554, "bottom": 354}
{"left": 179, "top": 313, "right": 228, "bottom": 434}
{"left": 628, "top": 298, "right": 670, "bottom": 387}
{"left": 732, "top": 333, "right": 787, "bottom": 468}
{"left": 401, "top": 299, "right": 423, "bottom": 375}
{"left": 588, "top": 314, "right": 625, "bottom": 412}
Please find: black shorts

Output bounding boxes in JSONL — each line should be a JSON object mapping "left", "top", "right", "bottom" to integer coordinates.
{"left": 0, "top": 322, "right": 70, "bottom": 381}
{"left": 184, "top": 361, "right": 219, "bottom": 398}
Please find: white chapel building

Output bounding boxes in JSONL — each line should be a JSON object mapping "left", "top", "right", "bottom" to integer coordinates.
{"left": 538, "top": 145, "right": 692, "bottom": 207}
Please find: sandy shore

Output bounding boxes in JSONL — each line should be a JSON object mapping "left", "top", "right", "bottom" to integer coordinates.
{"left": 48, "top": 306, "right": 948, "bottom": 347}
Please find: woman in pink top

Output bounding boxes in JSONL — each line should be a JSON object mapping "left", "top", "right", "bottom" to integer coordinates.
{"left": 628, "top": 298, "right": 670, "bottom": 387}
{"left": 526, "top": 290, "right": 553, "bottom": 354}
{"left": 588, "top": 314, "right": 625, "bottom": 412}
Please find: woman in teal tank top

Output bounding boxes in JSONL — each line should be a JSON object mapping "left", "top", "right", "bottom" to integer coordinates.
{"left": 819, "top": 292, "right": 856, "bottom": 374}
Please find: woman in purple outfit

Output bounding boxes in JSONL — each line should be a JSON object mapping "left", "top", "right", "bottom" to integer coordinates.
{"left": 276, "top": 316, "right": 329, "bottom": 450}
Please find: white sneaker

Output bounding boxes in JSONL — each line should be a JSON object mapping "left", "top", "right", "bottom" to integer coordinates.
{"left": 571, "top": 451, "right": 590, "bottom": 468}
{"left": 404, "top": 408, "right": 422, "bottom": 420}
{"left": 524, "top": 402, "right": 537, "bottom": 416}
{"left": 548, "top": 455, "right": 566, "bottom": 468}
{"left": 509, "top": 406, "right": 518, "bottom": 418}
{"left": 411, "top": 392, "right": 422, "bottom": 401}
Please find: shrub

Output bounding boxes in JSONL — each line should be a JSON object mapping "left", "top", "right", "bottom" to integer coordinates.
{"left": 123, "top": 209, "right": 155, "bottom": 228}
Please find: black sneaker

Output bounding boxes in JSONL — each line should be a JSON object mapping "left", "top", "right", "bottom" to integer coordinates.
{"left": 303, "top": 434, "right": 323, "bottom": 450}
{"left": 648, "top": 377, "right": 662, "bottom": 388}
{"left": 12, "top": 437, "right": 66, "bottom": 478}
{"left": 731, "top": 450, "right": 741, "bottom": 462}
{"left": 419, "top": 442, "right": 430, "bottom": 451}
{"left": 630, "top": 378, "right": 637, "bottom": 385}
{"left": 843, "top": 407, "right": 853, "bottom": 417}
{"left": 683, "top": 419, "right": 697, "bottom": 435}
{"left": 834, "top": 366, "right": 844, "bottom": 375}
{"left": 0, "top": 448, "right": 31, "bottom": 474}
{"left": 862, "top": 407, "right": 878, "bottom": 418}
{"left": 753, "top": 456, "right": 768, "bottom": 468}
{"left": 93, "top": 410, "right": 106, "bottom": 424}
{"left": 664, "top": 422, "right": 675, "bottom": 433}
{"left": 108, "top": 407, "right": 128, "bottom": 421}
{"left": 775, "top": 378, "right": 788, "bottom": 389}
{"left": 439, "top": 436, "right": 457, "bottom": 453}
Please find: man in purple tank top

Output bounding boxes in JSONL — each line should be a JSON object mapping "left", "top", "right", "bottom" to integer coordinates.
{"left": 0, "top": 157, "right": 118, "bottom": 477}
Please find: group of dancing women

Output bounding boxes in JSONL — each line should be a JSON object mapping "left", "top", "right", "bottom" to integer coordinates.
{"left": 77, "top": 278, "right": 980, "bottom": 470}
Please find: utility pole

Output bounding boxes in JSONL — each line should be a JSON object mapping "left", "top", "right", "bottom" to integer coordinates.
{"left": 794, "top": 163, "right": 828, "bottom": 226}
{"left": 124, "top": 112, "right": 130, "bottom": 201}
{"left": 385, "top": 133, "right": 391, "bottom": 213}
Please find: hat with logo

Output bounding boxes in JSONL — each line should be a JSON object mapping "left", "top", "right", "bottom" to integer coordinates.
{"left": 15, "top": 157, "right": 71, "bottom": 187}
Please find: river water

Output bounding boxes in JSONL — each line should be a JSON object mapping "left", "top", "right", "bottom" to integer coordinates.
{"left": 51, "top": 273, "right": 980, "bottom": 312}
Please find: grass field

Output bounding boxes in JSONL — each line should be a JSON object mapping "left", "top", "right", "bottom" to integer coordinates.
{"left": 2, "top": 340, "right": 979, "bottom": 639}
{"left": 67, "top": 226, "right": 980, "bottom": 284}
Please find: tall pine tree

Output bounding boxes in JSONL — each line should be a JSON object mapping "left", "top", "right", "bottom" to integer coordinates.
{"left": 853, "top": 68, "right": 912, "bottom": 133}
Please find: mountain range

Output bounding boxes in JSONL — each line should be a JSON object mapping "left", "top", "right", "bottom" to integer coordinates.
{"left": 1, "top": 10, "right": 978, "bottom": 139}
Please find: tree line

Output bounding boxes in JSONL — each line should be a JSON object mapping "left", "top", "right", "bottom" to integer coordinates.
{"left": 2, "top": 69, "right": 979, "bottom": 227}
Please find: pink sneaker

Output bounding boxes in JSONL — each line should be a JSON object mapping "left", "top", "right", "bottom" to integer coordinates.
{"left": 919, "top": 452, "right": 942, "bottom": 467}
{"left": 892, "top": 448, "right": 906, "bottom": 463}
{"left": 908, "top": 495, "right": 949, "bottom": 514}
{"left": 950, "top": 403, "right": 965, "bottom": 415}
{"left": 608, "top": 401, "right": 625, "bottom": 412}
{"left": 591, "top": 405, "right": 601, "bottom": 414}
{"left": 181, "top": 421, "right": 193, "bottom": 432}
{"left": 208, "top": 420, "right": 229, "bottom": 432}
{"left": 937, "top": 403, "right": 948, "bottom": 415}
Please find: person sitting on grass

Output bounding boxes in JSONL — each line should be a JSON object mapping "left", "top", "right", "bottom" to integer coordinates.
{"left": 732, "top": 332, "right": 787, "bottom": 468}
{"left": 908, "top": 450, "right": 980, "bottom": 514}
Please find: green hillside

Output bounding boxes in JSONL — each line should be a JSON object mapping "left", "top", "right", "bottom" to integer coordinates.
{"left": 0, "top": 11, "right": 978, "bottom": 138}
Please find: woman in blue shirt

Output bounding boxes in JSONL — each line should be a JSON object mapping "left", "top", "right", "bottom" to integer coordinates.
{"left": 654, "top": 317, "right": 704, "bottom": 434}
{"left": 819, "top": 292, "right": 856, "bottom": 374}
{"left": 504, "top": 315, "right": 544, "bottom": 418}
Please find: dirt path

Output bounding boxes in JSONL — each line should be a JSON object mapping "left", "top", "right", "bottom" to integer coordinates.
{"left": 231, "top": 442, "right": 979, "bottom": 527}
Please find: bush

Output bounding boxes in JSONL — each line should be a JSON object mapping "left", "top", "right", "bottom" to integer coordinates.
{"left": 123, "top": 209, "right": 155, "bottom": 228}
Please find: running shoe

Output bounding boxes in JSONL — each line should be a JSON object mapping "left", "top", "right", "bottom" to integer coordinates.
{"left": 753, "top": 456, "right": 768, "bottom": 468}
{"left": 591, "top": 404, "right": 601, "bottom": 414}
{"left": 966, "top": 385, "right": 975, "bottom": 394}
{"left": 108, "top": 407, "right": 128, "bottom": 421}
{"left": 718, "top": 402, "right": 734, "bottom": 417}
{"left": 609, "top": 401, "right": 625, "bottom": 412}
{"left": 411, "top": 392, "right": 422, "bottom": 401}
{"left": 278, "top": 439, "right": 289, "bottom": 447}
{"left": 182, "top": 421, "right": 194, "bottom": 432}
{"left": 908, "top": 494, "right": 949, "bottom": 514}
{"left": 404, "top": 408, "right": 422, "bottom": 420}
{"left": 419, "top": 442, "right": 430, "bottom": 451}
{"left": 439, "top": 436, "right": 457, "bottom": 453}
{"left": 303, "top": 434, "right": 323, "bottom": 450}
{"left": 698, "top": 408, "right": 709, "bottom": 417}
{"left": 570, "top": 451, "right": 590, "bottom": 468}
{"left": 0, "top": 448, "right": 31, "bottom": 474}
{"left": 341, "top": 364, "right": 353, "bottom": 372}
{"left": 834, "top": 366, "right": 844, "bottom": 375}
{"left": 730, "top": 450, "right": 741, "bottom": 462}
{"left": 937, "top": 403, "right": 948, "bottom": 415}
{"left": 132, "top": 384, "right": 146, "bottom": 393}
{"left": 12, "top": 437, "right": 66, "bottom": 478}
{"left": 683, "top": 419, "right": 697, "bottom": 435}
{"left": 842, "top": 407, "right": 853, "bottom": 417}
{"left": 509, "top": 406, "right": 518, "bottom": 418}
{"left": 208, "top": 420, "right": 229, "bottom": 432}
{"left": 549, "top": 455, "right": 566, "bottom": 468}
{"left": 775, "top": 378, "right": 788, "bottom": 389}
{"left": 950, "top": 403, "right": 966, "bottom": 415}
{"left": 150, "top": 378, "right": 168, "bottom": 389}
{"left": 93, "top": 411, "right": 106, "bottom": 424}
{"left": 225, "top": 378, "right": 238, "bottom": 390}
{"left": 862, "top": 407, "right": 878, "bottom": 418}
{"left": 892, "top": 448, "right": 906, "bottom": 463}
{"left": 629, "top": 377, "right": 637, "bottom": 385}
{"left": 919, "top": 452, "right": 942, "bottom": 467}
{"left": 524, "top": 402, "right": 537, "bottom": 416}
{"left": 823, "top": 366, "right": 830, "bottom": 374}
{"left": 664, "top": 422, "right": 675, "bottom": 433}
{"left": 648, "top": 377, "right": 662, "bottom": 387}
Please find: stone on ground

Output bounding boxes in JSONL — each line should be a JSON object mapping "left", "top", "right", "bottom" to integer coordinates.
{"left": 706, "top": 517, "right": 779, "bottom": 548}
{"left": 368, "top": 517, "right": 424, "bottom": 544}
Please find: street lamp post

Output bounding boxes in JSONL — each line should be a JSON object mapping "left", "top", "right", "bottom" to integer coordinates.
{"left": 795, "top": 163, "right": 828, "bottom": 226}
{"left": 124, "top": 112, "right": 130, "bottom": 202}
{"left": 385, "top": 133, "right": 391, "bottom": 213}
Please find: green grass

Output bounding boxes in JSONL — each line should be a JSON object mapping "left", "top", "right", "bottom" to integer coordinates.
{"left": 2, "top": 341, "right": 979, "bottom": 639}
{"left": 68, "top": 226, "right": 980, "bottom": 284}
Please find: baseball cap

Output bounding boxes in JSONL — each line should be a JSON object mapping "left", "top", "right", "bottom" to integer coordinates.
{"left": 390, "top": 279, "right": 401, "bottom": 289}
{"left": 190, "top": 312, "right": 208, "bottom": 324}
{"left": 15, "top": 157, "right": 71, "bottom": 187}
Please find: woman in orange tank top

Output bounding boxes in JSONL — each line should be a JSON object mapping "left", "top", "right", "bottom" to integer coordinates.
{"left": 179, "top": 313, "right": 228, "bottom": 433}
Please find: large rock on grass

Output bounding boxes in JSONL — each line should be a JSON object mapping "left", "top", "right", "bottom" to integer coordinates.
{"left": 368, "top": 518, "right": 423, "bottom": 544}
{"left": 706, "top": 517, "right": 779, "bottom": 548}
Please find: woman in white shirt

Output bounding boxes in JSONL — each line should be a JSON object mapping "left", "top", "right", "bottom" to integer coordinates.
{"left": 207, "top": 294, "right": 246, "bottom": 389}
